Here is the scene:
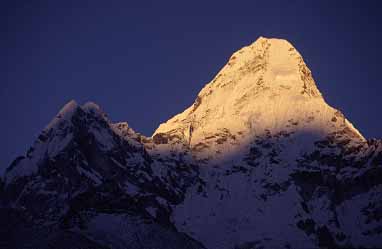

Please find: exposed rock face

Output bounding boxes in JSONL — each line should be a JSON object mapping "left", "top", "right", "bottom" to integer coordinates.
{"left": 1, "top": 37, "right": 381, "bottom": 249}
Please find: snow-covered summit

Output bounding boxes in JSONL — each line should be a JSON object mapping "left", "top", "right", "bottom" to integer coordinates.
{"left": 4, "top": 100, "right": 135, "bottom": 183}
{"left": 82, "top": 101, "right": 110, "bottom": 120}
{"left": 44, "top": 99, "right": 80, "bottom": 131}
{"left": 43, "top": 100, "right": 109, "bottom": 132}
{"left": 153, "top": 37, "right": 364, "bottom": 158}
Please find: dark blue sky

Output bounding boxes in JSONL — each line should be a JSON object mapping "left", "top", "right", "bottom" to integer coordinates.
{"left": 2, "top": 0, "right": 381, "bottom": 173}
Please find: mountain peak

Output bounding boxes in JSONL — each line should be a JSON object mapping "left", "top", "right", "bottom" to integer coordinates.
{"left": 59, "top": 99, "right": 78, "bottom": 114}
{"left": 153, "top": 37, "right": 363, "bottom": 154}
{"left": 82, "top": 101, "right": 101, "bottom": 112}
{"left": 82, "top": 101, "right": 109, "bottom": 121}
{"left": 44, "top": 99, "right": 80, "bottom": 131}
{"left": 220, "top": 36, "right": 322, "bottom": 98}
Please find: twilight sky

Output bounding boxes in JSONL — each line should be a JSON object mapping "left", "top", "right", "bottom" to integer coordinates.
{"left": 1, "top": 0, "right": 381, "bottom": 173}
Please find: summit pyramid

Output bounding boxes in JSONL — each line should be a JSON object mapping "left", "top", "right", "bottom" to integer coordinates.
{"left": 153, "top": 37, "right": 364, "bottom": 161}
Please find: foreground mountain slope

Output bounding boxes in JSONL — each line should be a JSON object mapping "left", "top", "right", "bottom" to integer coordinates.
{"left": 1, "top": 101, "right": 203, "bottom": 249}
{"left": 2, "top": 37, "right": 382, "bottom": 249}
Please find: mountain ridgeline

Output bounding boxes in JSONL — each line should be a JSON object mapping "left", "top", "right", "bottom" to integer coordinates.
{"left": 1, "top": 37, "right": 382, "bottom": 249}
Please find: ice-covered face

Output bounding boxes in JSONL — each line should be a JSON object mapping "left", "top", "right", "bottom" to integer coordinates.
{"left": 152, "top": 37, "right": 364, "bottom": 161}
